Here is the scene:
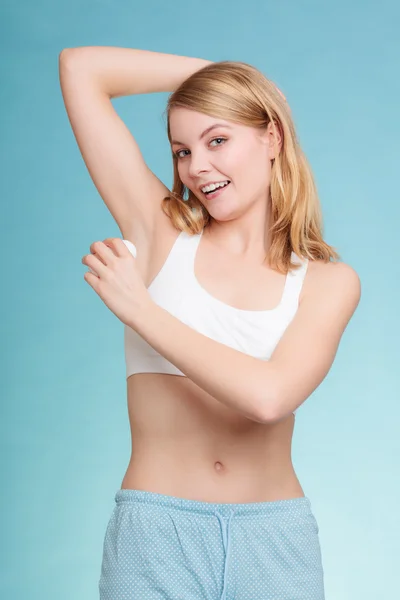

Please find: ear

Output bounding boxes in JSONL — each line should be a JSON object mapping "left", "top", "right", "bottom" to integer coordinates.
{"left": 259, "top": 120, "right": 282, "bottom": 160}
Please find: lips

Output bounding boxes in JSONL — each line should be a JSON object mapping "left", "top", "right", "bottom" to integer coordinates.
{"left": 202, "top": 181, "right": 231, "bottom": 200}
{"left": 200, "top": 179, "right": 230, "bottom": 193}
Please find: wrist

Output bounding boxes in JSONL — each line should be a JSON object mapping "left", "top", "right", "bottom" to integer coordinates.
{"left": 128, "top": 296, "right": 156, "bottom": 332}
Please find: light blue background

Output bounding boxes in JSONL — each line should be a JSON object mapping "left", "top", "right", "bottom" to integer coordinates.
{"left": 1, "top": 1, "right": 398, "bottom": 598}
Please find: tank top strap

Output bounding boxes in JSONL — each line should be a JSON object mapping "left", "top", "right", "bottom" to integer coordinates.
{"left": 157, "top": 229, "right": 201, "bottom": 281}
{"left": 173, "top": 230, "right": 202, "bottom": 266}
{"left": 279, "top": 251, "right": 309, "bottom": 312}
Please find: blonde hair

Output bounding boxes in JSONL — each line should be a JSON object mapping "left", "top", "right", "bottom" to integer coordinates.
{"left": 161, "top": 60, "right": 340, "bottom": 273}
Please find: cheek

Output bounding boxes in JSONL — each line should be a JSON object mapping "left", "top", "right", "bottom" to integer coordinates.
{"left": 218, "top": 146, "right": 246, "bottom": 181}
{"left": 232, "top": 147, "right": 271, "bottom": 191}
{"left": 226, "top": 146, "right": 256, "bottom": 181}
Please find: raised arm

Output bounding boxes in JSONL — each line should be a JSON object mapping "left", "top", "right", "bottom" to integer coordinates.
{"left": 58, "top": 47, "right": 212, "bottom": 259}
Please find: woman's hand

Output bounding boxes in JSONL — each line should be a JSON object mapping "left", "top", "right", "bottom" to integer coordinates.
{"left": 82, "top": 237, "right": 152, "bottom": 328}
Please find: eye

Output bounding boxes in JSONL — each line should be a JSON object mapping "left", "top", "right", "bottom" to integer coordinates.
{"left": 173, "top": 137, "right": 227, "bottom": 159}
{"left": 210, "top": 137, "right": 227, "bottom": 147}
{"left": 174, "top": 148, "right": 190, "bottom": 159}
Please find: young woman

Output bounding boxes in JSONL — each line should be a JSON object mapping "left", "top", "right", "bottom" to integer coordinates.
{"left": 59, "top": 47, "right": 361, "bottom": 600}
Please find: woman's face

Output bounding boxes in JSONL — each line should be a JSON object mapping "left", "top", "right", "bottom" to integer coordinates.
{"left": 169, "top": 107, "right": 279, "bottom": 220}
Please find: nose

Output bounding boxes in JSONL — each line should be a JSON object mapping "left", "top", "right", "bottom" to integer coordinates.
{"left": 187, "top": 149, "right": 211, "bottom": 179}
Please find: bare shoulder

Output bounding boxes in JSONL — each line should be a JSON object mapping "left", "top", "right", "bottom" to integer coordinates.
{"left": 301, "top": 257, "right": 362, "bottom": 320}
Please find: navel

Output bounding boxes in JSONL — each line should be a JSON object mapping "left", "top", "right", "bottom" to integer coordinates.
{"left": 214, "top": 461, "right": 225, "bottom": 472}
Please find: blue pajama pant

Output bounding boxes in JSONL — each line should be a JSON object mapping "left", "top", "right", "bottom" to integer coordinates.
{"left": 99, "top": 489, "right": 325, "bottom": 599}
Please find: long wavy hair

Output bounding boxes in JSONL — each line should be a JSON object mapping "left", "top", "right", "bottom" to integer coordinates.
{"left": 161, "top": 60, "right": 339, "bottom": 273}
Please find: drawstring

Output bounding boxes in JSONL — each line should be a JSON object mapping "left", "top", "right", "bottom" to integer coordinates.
{"left": 214, "top": 509, "right": 237, "bottom": 600}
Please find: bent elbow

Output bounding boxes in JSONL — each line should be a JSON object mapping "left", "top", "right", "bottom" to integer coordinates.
{"left": 253, "top": 389, "right": 279, "bottom": 425}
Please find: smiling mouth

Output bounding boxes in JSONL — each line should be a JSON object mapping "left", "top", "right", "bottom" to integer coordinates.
{"left": 202, "top": 181, "right": 231, "bottom": 199}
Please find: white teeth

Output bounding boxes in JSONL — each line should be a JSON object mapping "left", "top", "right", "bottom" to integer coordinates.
{"left": 201, "top": 180, "right": 229, "bottom": 194}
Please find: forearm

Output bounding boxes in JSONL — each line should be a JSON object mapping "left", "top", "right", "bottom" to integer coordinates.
{"left": 59, "top": 47, "right": 212, "bottom": 98}
{"left": 131, "top": 301, "right": 274, "bottom": 424}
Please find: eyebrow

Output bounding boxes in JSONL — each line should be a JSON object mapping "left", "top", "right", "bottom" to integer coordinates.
{"left": 171, "top": 123, "right": 232, "bottom": 146}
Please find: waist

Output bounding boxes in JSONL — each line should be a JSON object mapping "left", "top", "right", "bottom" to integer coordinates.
{"left": 122, "top": 436, "right": 303, "bottom": 503}
{"left": 122, "top": 455, "right": 304, "bottom": 502}
{"left": 124, "top": 374, "right": 301, "bottom": 502}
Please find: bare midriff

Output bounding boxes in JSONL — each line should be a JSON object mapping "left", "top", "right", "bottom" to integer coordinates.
{"left": 120, "top": 372, "right": 305, "bottom": 503}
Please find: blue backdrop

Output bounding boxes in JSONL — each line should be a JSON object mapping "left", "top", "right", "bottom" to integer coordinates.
{"left": 1, "top": 1, "right": 398, "bottom": 598}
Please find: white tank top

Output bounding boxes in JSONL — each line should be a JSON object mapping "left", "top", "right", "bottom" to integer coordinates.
{"left": 124, "top": 229, "right": 309, "bottom": 416}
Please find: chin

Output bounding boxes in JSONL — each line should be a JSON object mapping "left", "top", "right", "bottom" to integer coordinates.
{"left": 209, "top": 206, "right": 242, "bottom": 221}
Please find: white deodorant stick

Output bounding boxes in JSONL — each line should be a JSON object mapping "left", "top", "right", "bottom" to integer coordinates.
{"left": 87, "top": 239, "right": 137, "bottom": 275}
{"left": 122, "top": 239, "right": 137, "bottom": 257}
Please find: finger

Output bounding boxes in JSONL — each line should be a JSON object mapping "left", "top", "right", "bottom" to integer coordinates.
{"left": 83, "top": 270, "right": 99, "bottom": 287}
{"left": 90, "top": 240, "right": 116, "bottom": 264}
{"left": 103, "top": 237, "right": 118, "bottom": 251}
{"left": 82, "top": 253, "right": 107, "bottom": 278}
{"left": 106, "top": 237, "right": 132, "bottom": 258}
